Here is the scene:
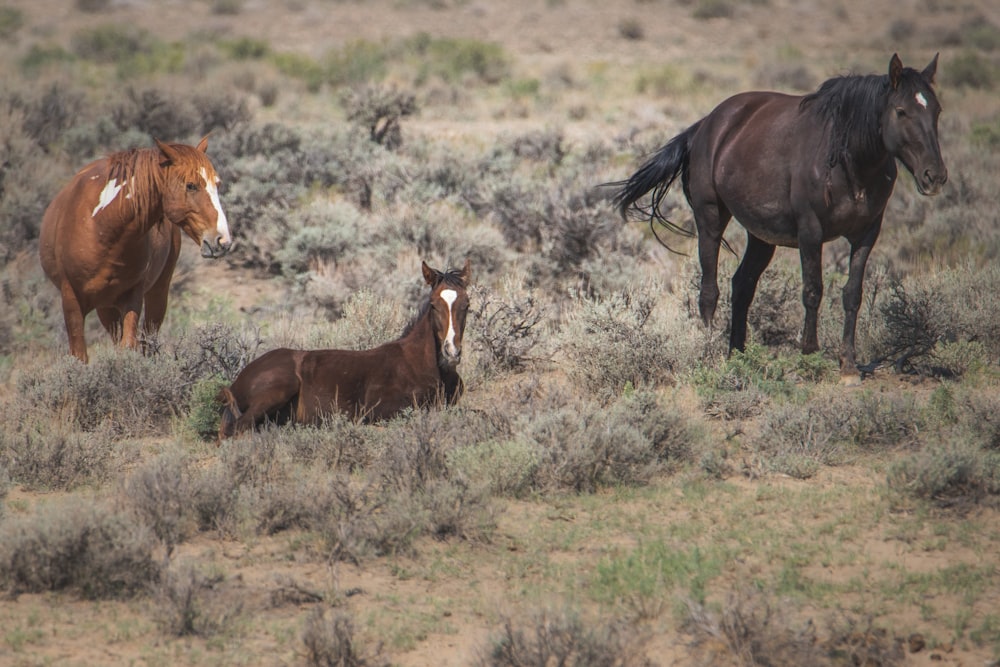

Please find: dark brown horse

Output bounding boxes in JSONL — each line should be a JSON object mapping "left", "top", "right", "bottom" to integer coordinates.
{"left": 40, "top": 137, "right": 232, "bottom": 362}
{"left": 217, "top": 260, "right": 472, "bottom": 440}
{"left": 611, "top": 54, "right": 947, "bottom": 383}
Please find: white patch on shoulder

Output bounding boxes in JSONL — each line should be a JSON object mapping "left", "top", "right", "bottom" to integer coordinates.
{"left": 92, "top": 179, "right": 123, "bottom": 217}
{"left": 915, "top": 92, "right": 928, "bottom": 109}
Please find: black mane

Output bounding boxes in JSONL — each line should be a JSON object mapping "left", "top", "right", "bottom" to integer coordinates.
{"left": 800, "top": 73, "right": 892, "bottom": 168}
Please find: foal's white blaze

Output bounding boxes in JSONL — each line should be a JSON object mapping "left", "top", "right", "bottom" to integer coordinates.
{"left": 200, "top": 167, "right": 231, "bottom": 245}
{"left": 915, "top": 92, "right": 928, "bottom": 109}
{"left": 440, "top": 289, "right": 458, "bottom": 358}
{"left": 92, "top": 178, "right": 123, "bottom": 217}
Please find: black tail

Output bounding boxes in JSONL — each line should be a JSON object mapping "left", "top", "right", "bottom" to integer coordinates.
{"left": 607, "top": 122, "right": 701, "bottom": 250}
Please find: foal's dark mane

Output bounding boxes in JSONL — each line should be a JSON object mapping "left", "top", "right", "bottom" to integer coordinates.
{"left": 400, "top": 267, "right": 467, "bottom": 337}
{"left": 799, "top": 68, "right": 932, "bottom": 169}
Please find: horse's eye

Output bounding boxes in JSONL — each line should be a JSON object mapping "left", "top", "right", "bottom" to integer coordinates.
{"left": 895, "top": 107, "right": 907, "bottom": 118}
{"left": 186, "top": 183, "right": 198, "bottom": 192}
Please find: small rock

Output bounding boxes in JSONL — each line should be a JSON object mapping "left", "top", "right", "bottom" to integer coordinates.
{"left": 908, "top": 633, "right": 926, "bottom": 653}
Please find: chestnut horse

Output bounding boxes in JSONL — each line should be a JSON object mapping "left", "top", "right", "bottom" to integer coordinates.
{"left": 217, "top": 260, "right": 472, "bottom": 440}
{"left": 610, "top": 54, "right": 947, "bottom": 383}
{"left": 39, "top": 137, "right": 232, "bottom": 362}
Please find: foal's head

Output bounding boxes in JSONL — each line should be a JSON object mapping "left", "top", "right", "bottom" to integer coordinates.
{"left": 422, "top": 259, "right": 472, "bottom": 368}
{"left": 155, "top": 136, "right": 233, "bottom": 258}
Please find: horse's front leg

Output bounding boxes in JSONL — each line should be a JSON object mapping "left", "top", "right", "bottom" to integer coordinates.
{"left": 798, "top": 239, "right": 824, "bottom": 355}
{"left": 840, "top": 219, "right": 882, "bottom": 385}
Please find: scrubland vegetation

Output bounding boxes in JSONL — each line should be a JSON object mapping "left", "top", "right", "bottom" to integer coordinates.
{"left": 1, "top": 0, "right": 1000, "bottom": 665}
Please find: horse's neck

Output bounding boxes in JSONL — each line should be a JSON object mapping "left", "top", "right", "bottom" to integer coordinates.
{"left": 400, "top": 311, "right": 444, "bottom": 374}
{"left": 102, "top": 151, "right": 165, "bottom": 232}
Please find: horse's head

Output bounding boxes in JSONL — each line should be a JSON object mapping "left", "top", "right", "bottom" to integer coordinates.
{"left": 422, "top": 259, "right": 472, "bottom": 369}
{"left": 883, "top": 53, "right": 948, "bottom": 196}
{"left": 155, "top": 137, "right": 233, "bottom": 258}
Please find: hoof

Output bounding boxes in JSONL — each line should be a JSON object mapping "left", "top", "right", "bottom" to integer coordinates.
{"left": 839, "top": 372, "right": 862, "bottom": 387}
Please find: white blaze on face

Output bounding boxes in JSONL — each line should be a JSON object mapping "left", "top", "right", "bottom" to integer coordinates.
{"left": 92, "top": 179, "right": 123, "bottom": 217}
{"left": 200, "top": 167, "right": 231, "bottom": 244}
{"left": 915, "top": 92, "right": 928, "bottom": 109}
{"left": 440, "top": 289, "right": 458, "bottom": 356}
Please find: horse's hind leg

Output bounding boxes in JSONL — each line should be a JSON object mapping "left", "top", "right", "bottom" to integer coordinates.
{"left": 729, "top": 234, "right": 776, "bottom": 353}
{"left": 59, "top": 283, "right": 89, "bottom": 362}
{"left": 692, "top": 202, "right": 732, "bottom": 327}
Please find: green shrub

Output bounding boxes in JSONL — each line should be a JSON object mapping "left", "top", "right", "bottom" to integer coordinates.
{"left": 19, "top": 44, "right": 76, "bottom": 72}
{"left": 946, "top": 51, "right": 997, "bottom": 89}
{"left": 407, "top": 34, "right": 509, "bottom": 85}
{"left": 326, "top": 40, "right": 390, "bottom": 87}
{"left": 270, "top": 51, "right": 325, "bottom": 92}
{"left": 221, "top": 37, "right": 270, "bottom": 60}
{"left": 0, "top": 6, "right": 24, "bottom": 39}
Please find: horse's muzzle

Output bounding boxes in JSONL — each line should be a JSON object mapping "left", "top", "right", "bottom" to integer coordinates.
{"left": 917, "top": 166, "right": 948, "bottom": 196}
{"left": 441, "top": 346, "right": 462, "bottom": 368}
{"left": 201, "top": 238, "right": 233, "bottom": 258}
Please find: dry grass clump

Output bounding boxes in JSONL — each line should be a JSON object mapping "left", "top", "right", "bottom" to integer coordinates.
{"left": 684, "top": 590, "right": 904, "bottom": 667}
{"left": 0, "top": 421, "right": 129, "bottom": 491}
{"left": 886, "top": 437, "right": 1000, "bottom": 511}
{"left": 154, "top": 561, "right": 244, "bottom": 638}
{"left": 0, "top": 498, "right": 161, "bottom": 599}
{"left": 303, "top": 606, "right": 388, "bottom": 667}
{"left": 523, "top": 388, "right": 694, "bottom": 493}
{"left": 747, "top": 388, "right": 925, "bottom": 478}
{"left": 12, "top": 348, "right": 188, "bottom": 436}
{"left": 479, "top": 609, "right": 654, "bottom": 667}
{"left": 121, "top": 450, "right": 197, "bottom": 558}
{"left": 875, "top": 264, "right": 1000, "bottom": 375}
{"left": 560, "top": 287, "right": 674, "bottom": 400}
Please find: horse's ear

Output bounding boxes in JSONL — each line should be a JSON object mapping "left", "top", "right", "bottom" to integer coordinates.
{"left": 888, "top": 53, "right": 903, "bottom": 89}
{"left": 154, "top": 138, "right": 176, "bottom": 166}
{"left": 421, "top": 261, "right": 439, "bottom": 286}
{"left": 922, "top": 53, "right": 939, "bottom": 84}
{"left": 458, "top": 259, "right": 472, "bottom": 286}
{"left": 195, "top": 134, "right": 211, "bottom": 153}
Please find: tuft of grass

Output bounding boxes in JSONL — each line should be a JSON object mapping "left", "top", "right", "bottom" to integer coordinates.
{"left": 479, "top": 609, "right": 653, "bottom": 667}
{"left": 303, "top": 607, "right": 388, "bottom": 667}
{"left": 592, "top": 540, "right": 722, "bottom": 619}
{"left": 154, "top": 562, "right": 243, "bottom": 637}
{"left": 886, "top": 438, "right": 1000, "bottom": 510}
{"left": 0, "top": 6, "right": 24, "bottom": 39}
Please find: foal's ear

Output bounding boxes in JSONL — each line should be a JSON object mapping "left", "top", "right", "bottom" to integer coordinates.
{"left": 458, "top": 259, "right": 472, "bottom": 286}
{"left": 921, "top": 53, "right": 939, "bottom": 84}
{"left": 195, "top": 134, "right": 211, "bottom": 153}
{"left": 888, "top": 53, "right": 904, "bottom": 90}
{"left": 421, "top": 261, "right": 439, "bottom": 286}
